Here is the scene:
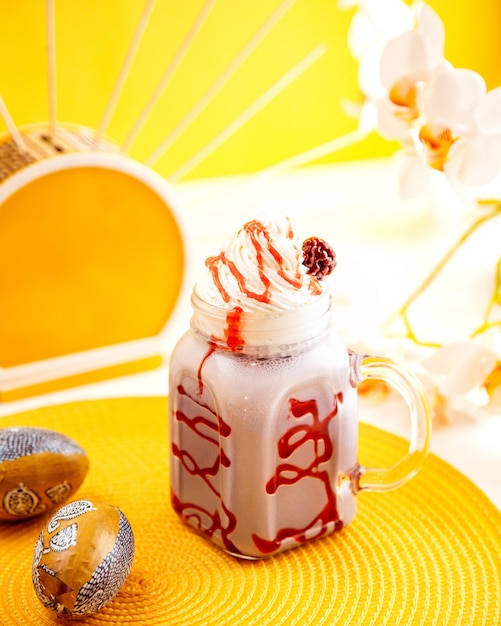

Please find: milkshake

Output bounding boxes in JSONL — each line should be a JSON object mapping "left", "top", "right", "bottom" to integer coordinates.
{"left": 168, "top": 214, "right": 431, "bottom": 558}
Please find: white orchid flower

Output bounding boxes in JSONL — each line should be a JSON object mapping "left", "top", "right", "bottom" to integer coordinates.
{"left": 420, "top": 328, "right": 501, "bottom": 422}
{"left": 419, "top": 68, "right": 501, "bottom": 196}
{"left": 340, "top": 0, "right": 413, "bottom": 99}
{"left": 374, "top": 3, "right": 446, "bottom": 140}
{"left": 343, "top": 0, "right": 412, "bottom": 64}
{"left": 339, "top": 0, "right": 413, "bottom": 131}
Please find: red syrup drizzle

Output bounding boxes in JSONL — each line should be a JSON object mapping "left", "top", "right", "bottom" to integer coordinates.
{"left": 204, "top": 218, "right": 306, "bottom": 306}
{"left": 225, "top": 306, "right": 244, "bottom": 351}
{"left": 252, "top": 393, "right": 344, "bottom": 555}
{"left": 172, "top": 384, "right": 239, "bottom": 554}
{"left": 197, "top": 344, "right": 216, "bottom": 395}
{"left": 196, "top": 307, "right": 244, "bottom": 395}
{"left": 176, "top": 303, "right": 245, "bottom": 552}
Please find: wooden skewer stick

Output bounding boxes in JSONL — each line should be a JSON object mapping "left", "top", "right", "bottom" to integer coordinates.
{"left": 46, "top": 0, "right": 57, "bottom": 136}
{"left": 182, "top": 125, "right": 369, "bottom": 210}
{"left": 0, "top": 95, "right": 27, "bottom": 151}
{"left": 121, "top": 0, "right": 216, "bottom": 152}
{"left": 235, "top": 126, "right": 369, "bottom": 184}
{"left": 145, "top": 0, "right": 298, "bottom": 166}
{"left": 167, "top": 44, "right": 328, "bottom": 181}
{"left": 96, "top": 0, "right": 156, "bottom": 141}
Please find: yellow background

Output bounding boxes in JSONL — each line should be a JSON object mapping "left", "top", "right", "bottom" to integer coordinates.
{"left": 1, "top": 0, "right": 500, "bottom": 180}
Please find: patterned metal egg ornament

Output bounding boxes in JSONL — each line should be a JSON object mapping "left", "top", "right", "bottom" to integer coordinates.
{"left": 32, "top": 499, "right": 135, "bottom": 616}
{"left": 0, "top": 427, "right": 89, "bottom": 521}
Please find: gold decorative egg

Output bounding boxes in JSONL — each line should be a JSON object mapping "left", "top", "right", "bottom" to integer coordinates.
{"left": 0, "top": 426, "right": 89, "bottom": 521}
{"left": 32, "top": 499, "right": 135, "bottom": 616}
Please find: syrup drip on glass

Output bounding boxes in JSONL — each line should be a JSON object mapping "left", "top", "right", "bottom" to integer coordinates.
{"left": 252, "top": 394, "right": 343, "bottom": 554}
{"left": 172, "top": 384, "right": 238, "bottom": 553}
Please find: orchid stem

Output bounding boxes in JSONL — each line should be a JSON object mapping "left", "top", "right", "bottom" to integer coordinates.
{"left": 471, "top": 256, "right": 501, "bottom": 337}
{"left": 385, "top": 201, "right": 501, "bottom": 346}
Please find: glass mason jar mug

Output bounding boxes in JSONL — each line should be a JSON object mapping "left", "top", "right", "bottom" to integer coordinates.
{"left": 168, "top": 290, "right": 431, "bottom": 559}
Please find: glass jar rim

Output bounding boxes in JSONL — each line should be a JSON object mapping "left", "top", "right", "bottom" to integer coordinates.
{"left": 190, "top": 288, "right": 331, "bottom": 351}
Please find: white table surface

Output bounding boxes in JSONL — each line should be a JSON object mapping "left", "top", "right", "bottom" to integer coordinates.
{"left": 1, "top": 158, "right": 500, "bottom": 511}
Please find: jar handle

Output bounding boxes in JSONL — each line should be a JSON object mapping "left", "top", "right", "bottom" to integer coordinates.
{"left": 349, "top": 353, "right": 432, "bottom": 493}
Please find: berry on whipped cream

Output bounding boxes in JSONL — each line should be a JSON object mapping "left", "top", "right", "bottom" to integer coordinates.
{"left": 301, "top": 237, "right": 336, "bottom": 280}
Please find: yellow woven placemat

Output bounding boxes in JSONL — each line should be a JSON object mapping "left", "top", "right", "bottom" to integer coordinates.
{"left": 0, "top": 397, "right": 500, "bottom": 625}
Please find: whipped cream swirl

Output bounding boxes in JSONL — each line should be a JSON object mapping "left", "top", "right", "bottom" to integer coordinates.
{"left": 196, "top": 214, "right": 323, "bottom": 312}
